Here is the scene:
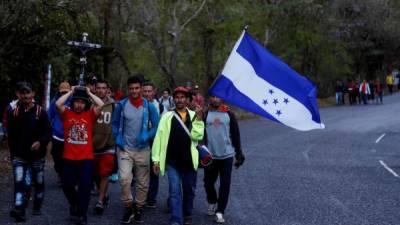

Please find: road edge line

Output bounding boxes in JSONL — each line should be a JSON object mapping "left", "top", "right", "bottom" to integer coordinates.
{"left": 379, "top": 160, "right": 399, "bottom": 178}
{"left": 375, "top": 133, "right": 386, "bottom": 144}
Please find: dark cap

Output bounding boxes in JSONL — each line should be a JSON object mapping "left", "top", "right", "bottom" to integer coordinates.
{"left": 16, "top": 82, "right": 33, "bottom": 92}
{"left": 173, "top": 86, "right": 190, "bottom": 97}
{"left": 72, "top": 88, "right": 90, "bottom": 102}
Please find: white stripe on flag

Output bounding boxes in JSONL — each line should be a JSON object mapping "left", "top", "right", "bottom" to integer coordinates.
{"left": 221, "top": 33, "right": 324, "bottom": 131}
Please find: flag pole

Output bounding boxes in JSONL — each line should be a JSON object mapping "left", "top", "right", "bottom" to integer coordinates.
{"left": 208, "top": 25, "right": 249, "bottom": 93}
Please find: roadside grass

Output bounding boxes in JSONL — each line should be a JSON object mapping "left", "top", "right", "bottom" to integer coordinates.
{"left": 318, "top": 96, "right": 336, "bottom": 107}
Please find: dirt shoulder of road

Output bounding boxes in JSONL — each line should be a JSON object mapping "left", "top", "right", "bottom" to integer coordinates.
{"left": 0, "top": 140, "right": 12, "bottom": 190}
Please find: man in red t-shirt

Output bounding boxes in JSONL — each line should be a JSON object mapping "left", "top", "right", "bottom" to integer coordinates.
{"left": 56, "top": 86, "right": 104, "bottom": 225}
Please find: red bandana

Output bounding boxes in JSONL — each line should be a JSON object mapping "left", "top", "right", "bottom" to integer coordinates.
{"left": 218, "top": 104, "right": 229, "bottom": 112}
{"left": 129, "top": 96, "right": 143, "bottom": 108}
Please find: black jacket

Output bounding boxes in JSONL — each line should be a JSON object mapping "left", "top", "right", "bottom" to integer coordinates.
{"left": 166, "top": 110, "right": 194, "bottom": 172}
{"left": 7, "top": 103, "right": 51, "bottom": 161}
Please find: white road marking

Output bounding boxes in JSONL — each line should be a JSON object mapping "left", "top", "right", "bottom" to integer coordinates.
{"left": 379, "top": 160, "right": 399, "bottom": 177}
{"left": 375, "top": 133, "right": 386, "bottom": 144}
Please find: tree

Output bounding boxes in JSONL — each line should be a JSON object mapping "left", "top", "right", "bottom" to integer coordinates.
{"left": 126, "top": 0, "right": 207, "bottom": 88}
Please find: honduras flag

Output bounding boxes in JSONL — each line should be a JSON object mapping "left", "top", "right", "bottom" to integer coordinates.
{"left": 209, "top": 31, "right": 325, "bottom": 131}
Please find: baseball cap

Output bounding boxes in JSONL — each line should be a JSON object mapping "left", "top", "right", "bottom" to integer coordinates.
{"left": 173, "top": 86, "right": 190, "bottom": 97}
{"left": 72, "top": 88, "right": 90, "bottom": 102}
{"left": 16, "top": 82, "right": 33, "bottom": 92}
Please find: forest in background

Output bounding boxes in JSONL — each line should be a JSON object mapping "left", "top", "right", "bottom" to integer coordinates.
{"left": 2, "top": 0, "right": 400, "bottom": 110}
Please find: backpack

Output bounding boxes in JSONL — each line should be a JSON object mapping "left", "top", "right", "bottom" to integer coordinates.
{"left": 13, "top": 104, "right": 42, "bottom": 120}
{"left": 160, "top": 96, "right": 173, "bottom": 109}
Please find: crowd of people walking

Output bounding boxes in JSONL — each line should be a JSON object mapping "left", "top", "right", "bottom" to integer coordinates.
{"left": 2, "top": 74, "right": 245, "bottom": 225}
{"left": 333, "top": 74, "right": 399, "bottom": 106}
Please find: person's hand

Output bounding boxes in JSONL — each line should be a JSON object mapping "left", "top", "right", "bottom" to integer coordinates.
{"left": 86, "top": 86, "right": 91, "bottom": 94}
{"left": 234, "top": 152, "right": 245, "bottom": 169}
{"left": 153, "top": 163, "right": 160, "bottom": 175}
{"left": 195, "top": 105, "right": 203, "bottom": 120}
{"left": 31, "top": 141, "right": 41, "bottom": 151}
{"left": 71, "top": 86, "right": 77, "bottom": 93}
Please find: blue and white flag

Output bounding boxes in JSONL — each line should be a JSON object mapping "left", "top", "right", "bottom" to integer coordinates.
{"left": 209, "top": 31, "right": 325, "bottom": 131}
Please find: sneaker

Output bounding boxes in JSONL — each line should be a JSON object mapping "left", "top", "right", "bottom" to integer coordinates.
{"left": 108, "top": 173, "right": 118, "bottom": 183}
{"left": 94, "top": 201, "right": 104, "bottom": 215}
{"left": 183, "top": 216, "right": 192, "bottom": 225}
{"left": 215, "top": 212, "right": 225, "bottom": 224}
{"left": 121, "top": 206, "right": 133, "bottom": 224}
{"left": 10, "top": 208, "right": 26, "bottom": 222}
{"left": 133, "top": 207, "right": 143, "bottom": 223}
{"left": 207, "top": 203, "right": 216, "bottom": 216}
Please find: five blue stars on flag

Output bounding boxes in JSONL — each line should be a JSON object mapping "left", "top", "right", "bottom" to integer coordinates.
{"left": 261, "top": 88, "right": 290, "bottom": 117}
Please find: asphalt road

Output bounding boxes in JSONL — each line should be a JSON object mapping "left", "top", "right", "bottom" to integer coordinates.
{"left": 1, "top": 94, "right": 400, "bottom": 225}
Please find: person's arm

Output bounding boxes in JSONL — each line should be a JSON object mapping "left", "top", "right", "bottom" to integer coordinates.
{"left": 198, "top": 111, "right": 208, "bottom": 146}
{"left": 56, "top": 88, "right": 73, "bottom": 113}
{"left": 151, "top": 116, "right": 166, "bottom": 175}
{"left": 86, "top": 87, "right": 104, "bottom": 116}
{"left": 228, "top": 111, "right": 245, "bottom": 168}
{"left": 47, "top": 101, "right": 56, "bottom": 125}
{"left": 111, "top": 101, "right": 122, "bottom": 140}
{"left": 32, "top": 109, "right": 52, "bottom": 152}
{"left": 147, "top": 103, "right": 160, "bottom": 140}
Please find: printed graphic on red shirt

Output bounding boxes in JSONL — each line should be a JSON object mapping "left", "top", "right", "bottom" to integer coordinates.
{"left": 67, "top": 118, "right": 89, "bottom": 144}
{"left": 62, "top": 108, "right": 96, "bottom": 160}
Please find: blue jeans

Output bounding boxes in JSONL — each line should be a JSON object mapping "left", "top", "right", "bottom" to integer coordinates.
{"left": 62, "top": 159, "right": 93, "bottom": 218}
{"left": 361, "top": 93, "right": 368, "bottom": 104}
{"left": 167, "top": 164, "right": 197, "bottom": 225}
{"left": 335, "top": 92, "right": 343, "bottom": 104}
{"left": 12, "top": 158, "right": 45, "bottom": 210}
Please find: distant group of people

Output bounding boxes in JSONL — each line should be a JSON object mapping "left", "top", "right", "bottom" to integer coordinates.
{"left": 3, "top": 74, "right": 245, "bottom": 225}
{"left": 334, "top": 77, "right": 386, "bottom": 105}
